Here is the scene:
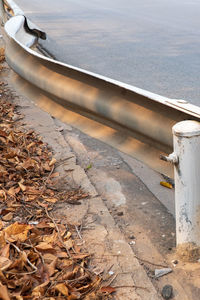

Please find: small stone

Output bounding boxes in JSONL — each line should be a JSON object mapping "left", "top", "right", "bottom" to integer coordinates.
{"left": 129, "top": 235, "right": 135, "bottom": 240}
{"left": 161, "top": 284, "right": 173, "bottom": 299}
{"left": 129, "top": 241, "right": 136, "bottom": 245}
{"left": 56, "top": 126, "right": 64, "bottom": 132}
{"left": 117, "top": 211, "right": 124, "bottom": 216}
{"left": 108, "top": 271, "right": 114, "bottom": 276}
{"left": 172, "top": 259, "right": 178, "bottom": 266}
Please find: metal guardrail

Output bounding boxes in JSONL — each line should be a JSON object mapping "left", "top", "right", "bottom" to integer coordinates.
{"left": 1, "top": 0, "right": 200, "bottom": 177}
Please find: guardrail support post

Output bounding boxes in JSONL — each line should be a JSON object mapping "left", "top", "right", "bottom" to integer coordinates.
{"left": 170, "top": 120, "right": 200, "bottom": 247}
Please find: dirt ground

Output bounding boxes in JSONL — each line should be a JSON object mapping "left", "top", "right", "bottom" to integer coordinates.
{"left": 1, "top": 32, "right": 200, "bottom": 300}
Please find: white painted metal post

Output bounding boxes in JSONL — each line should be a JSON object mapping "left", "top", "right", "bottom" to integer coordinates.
{"left": 172, "top": 120, "right": 200, "bottom": 246}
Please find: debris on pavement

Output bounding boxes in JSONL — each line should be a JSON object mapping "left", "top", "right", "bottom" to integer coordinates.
{"left": 160, "top": 181, "right": 173, "bottom": 189}
{"left": 154, "top": 268, "right": 172, "bottom": 279}
{"left": 161, "top": 284, "right": 173, "bottom": 299}
{"left": 171, "top": 259, "right": 178, "bottom": 267}
{"left": 160, "top": 174, "right": 175, "bottom": 188}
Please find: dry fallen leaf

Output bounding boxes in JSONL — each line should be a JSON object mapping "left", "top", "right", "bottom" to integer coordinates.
{"left": 35, "top": 242, "right": 54, "bottom": 252}
{"left": 18, "top": 182, "right": 26, "bottom": 192}
{"left": 64, "top": 239, "right": 73, "bottom": 250}
{"left": 0, "top": 244, "right": 10, "bottom": 258}
{"left": 101, "top": 286, "right": 116, "bottom": 294}
{"left": 0, "top": 257, "right": 12, "bottom": 271}
{"left": 49, "top": 157, "right": 56, "bottom": 167}
{"left": 0, "top": 283, "right": 10, "bottom": 300}
{"left": 4, "top": 223, "right": 32, "bottom": 242}
{"left": 44, "top": 197, "right": 58, "bottom": 203}
{"left": 55, "top": 283, "right": 69, "bottom": 296}
{"left": 2, "top": 213, "right": 13, "bottom": 222}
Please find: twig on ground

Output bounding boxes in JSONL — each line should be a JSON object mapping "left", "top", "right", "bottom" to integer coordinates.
{"left": 113, "top": 285, "right": 149, "bottom": 291}
{"left": 75, "top": 224, "right": 84, "bottom": 243}
{"left": 134, "top": 255, "right": 168, "bottom": 268}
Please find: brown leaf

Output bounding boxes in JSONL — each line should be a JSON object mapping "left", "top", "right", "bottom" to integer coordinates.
{"left": 0, "top": 283, "right": 10, "bottom": 300}
{"left": 32, "top": 281, "right": 49, "bottom": 298}
{"left": 27, "top": 142, "right": 35, "bottom": 149}
{"left": 7, "top": 131, "right": 15, "bottom": 143}
{"left": 18, "top": 182, "right": 26, "bottom": 192}
{"left": 2, "top": 212, "right": 13, "bottom": 222}
{"left": 72, "top": 253, "right": 89, "bottom": 260}
{"left": 36, "top": 221, "right": 53, "bottom": 229}
{"left": 55, "top": 283, "right": 69, "bottom": 296}
{"left": 21, "top": 158, "right": 37, "bottom": 170}
{"left": 0, "top": 257, "right": 12, "bottom": 271}
{"left": 43, "top": 253, "right": 58, "bottom": 263}
{"left": 0, "top": 270, "right": 7, "bottom": 284}
{"left": 43, "top": 162, "right": 51, "bottom": 171}
{"left": 0, "top": 221, "right": 3, "bottom": 231}
{"left": 64, "top": 239, "right": 73, "bottom": 250}
{"left": 4, "top": 222, "right": 32, "bottom": 242}
{"left": 28, "top": 251, "right": 40, "bottom": 263}
{"left": 68, "top": 292, "right": 81, "bottom": 300}
{"left": 0, "top": 130, "right": 8, "bottom": 137}
{"left": 14, "top": 296, "right": 23, "bottom": 300}
{"left": 0, "top": 244, "right": 10, "bottom": 258}
{"left": 43, "top": 231, "right": 58, "bottom": 244}
{"left": 76, "top": 276, "right": 101, "bottom": 293}
{"left": 64, "top": 231, "right": 72, "bottom": 240}
{"left": 7, "top": 187, "right": 16, "bottom": 197}
{"left": 0, "top": 231, "right": 6, "bottom": 248}
{"left": 35, "top": 242, "right": 54, "bottom": 252}
{"left": 50, "top": 172, "right": 59, "bottom": 178}
{"left": 44, "top": 197, "right": 58, "bottom": 203}
{"left": 0, "top": 190, "right": 6, "bottom": 200}
{"left": 46, "top": 258, "right": 57, "bottom": 276}
{"left": 37, "top": 264, "right": 50, "bottom": 284}
{"left": 8, "top": 255, "right": 25, "bottom": 271}
{"left": 49, "top": 158, "right": 56, "bottom": 167}
{"left": 25, "top": 187, "right": 41, "bottom": 195}
{"left": 100, "top": 286, "right": 116, "bottom": 294}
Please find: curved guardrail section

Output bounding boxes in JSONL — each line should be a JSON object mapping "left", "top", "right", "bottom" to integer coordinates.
{"left": 1, "top": 0, "right": 200, "bottom": 176}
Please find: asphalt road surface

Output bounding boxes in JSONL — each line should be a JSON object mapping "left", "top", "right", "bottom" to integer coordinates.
{"left": 14, "top": 0, "right": 200, "bottom": 105}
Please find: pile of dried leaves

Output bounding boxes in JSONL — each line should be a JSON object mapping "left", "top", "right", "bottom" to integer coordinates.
{"left": 0, "top": 81, "right": 114, "bottom": 299}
